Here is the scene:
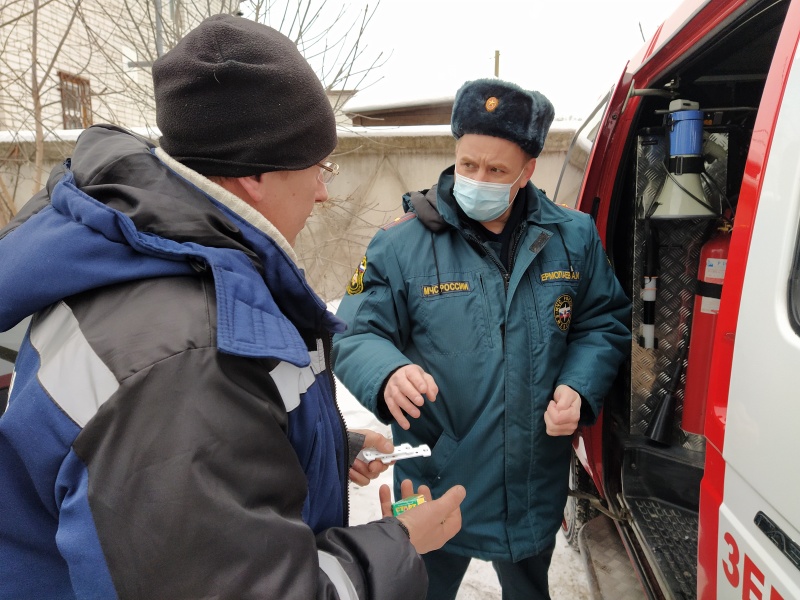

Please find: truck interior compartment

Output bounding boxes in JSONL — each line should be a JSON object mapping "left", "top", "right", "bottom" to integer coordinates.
{"left": 601, "top": 1, "right": 790, "bottom": 597}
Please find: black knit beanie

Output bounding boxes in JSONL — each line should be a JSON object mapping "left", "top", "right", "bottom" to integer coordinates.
{"left": 451, "top": 78, "right": 555, "bottom": 158}
{"left": 152, "top": 14, "right": 337, "bottom": 177}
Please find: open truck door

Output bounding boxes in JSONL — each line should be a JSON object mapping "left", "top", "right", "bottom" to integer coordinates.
{"left": 563, "top": 0, "right": 800, "bottom": 598}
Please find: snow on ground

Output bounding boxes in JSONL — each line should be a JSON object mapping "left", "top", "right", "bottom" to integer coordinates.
{"left": 337, "top": 378, "right": 591, "bottom": 599}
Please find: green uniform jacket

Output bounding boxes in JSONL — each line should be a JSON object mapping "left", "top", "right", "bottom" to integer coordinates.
{"left": 333, "top": 168, "right": 630, "bottom": 561}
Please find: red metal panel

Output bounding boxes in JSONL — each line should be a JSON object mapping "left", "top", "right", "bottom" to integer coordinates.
{"left": 698, "top": 2, "right": 800, "bottom": 597}
{"left": 697, "top": 441, "right": 726, "bottom": 599}
{"left": 703, "top": 0, "right": 800, "bottom": 453}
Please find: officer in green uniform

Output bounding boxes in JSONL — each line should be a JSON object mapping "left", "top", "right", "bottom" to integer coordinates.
{"left": 333, "top": 78, "right": 631, "bottom": 600}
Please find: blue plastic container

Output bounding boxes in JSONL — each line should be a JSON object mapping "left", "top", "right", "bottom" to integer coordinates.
{"left": 668, "top": 109, "right": 704, "bottom": 156}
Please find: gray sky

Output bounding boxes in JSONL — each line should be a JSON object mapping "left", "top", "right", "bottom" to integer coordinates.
{"left": 340, "top": 0, "right": 688, "bottom": 118}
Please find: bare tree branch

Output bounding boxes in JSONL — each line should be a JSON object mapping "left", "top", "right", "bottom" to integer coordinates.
{"left": 31, "top": 0, "right": 44, "bottom": 189}
{"left": 39, "top": 0, "right": 82, "bottom": 88}
{"left": 0, "top": 0, "right": 58, "bottom": 29}
{"left": 0, "top": 0, "right": 388, "bottom": 260}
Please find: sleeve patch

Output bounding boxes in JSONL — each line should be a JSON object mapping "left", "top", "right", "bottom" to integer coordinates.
{"left": 346, "top": 256, "right": 367, "bottom": 295}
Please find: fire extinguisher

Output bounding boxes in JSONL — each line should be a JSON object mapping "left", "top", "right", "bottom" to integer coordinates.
{"left": 682, "top": 220, "right": 733, "bottom": 435}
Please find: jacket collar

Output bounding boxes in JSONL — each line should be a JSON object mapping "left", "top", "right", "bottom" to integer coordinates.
{"left": 155, "top": 149, "right": 297, "bottom": 262}
{"left": 154, "top": 150, "right": 345, "bottom": 366}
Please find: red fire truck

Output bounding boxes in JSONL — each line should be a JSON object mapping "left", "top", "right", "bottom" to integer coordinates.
{"left": 558, "top": 0, "right": 800, "bottom": 598}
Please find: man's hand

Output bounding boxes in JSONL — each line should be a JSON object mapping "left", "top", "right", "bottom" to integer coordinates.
{"left": 384, "top": 365, "right": 438, "bottom": 430}
{"left": 348, "top": 429, "right": 394, "bottom": 486}
{"left": 379, "top": 479, "right": 465, "bottom": 554}
{"left": 544, "top": 384, "right": 582, "bottom": 436}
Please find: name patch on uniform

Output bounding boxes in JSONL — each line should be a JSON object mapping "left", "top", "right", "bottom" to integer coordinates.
{"left": 347, "top": 256, "right": 367, "bottom": 295}
{"left": 541, "top": 270, "right": 581, "bottom": 282}
{"left": 554, "top": 294, "right": 573, "bottom": 331}
{"left": 421, "top": 281, "right": 471, "bottom": 296}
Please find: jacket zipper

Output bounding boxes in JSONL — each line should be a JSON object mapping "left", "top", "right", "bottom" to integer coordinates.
{"left": 465, "top": 231, "right": 510, "bottom": 292}
{"left": 478, "top": 274, "right": 495, "bottom": 349}
{"left": 508, "top": 221, "right": 528, "bottom": 273}
{"left": 466, "top": 222, "right": 528, "bottom": 346}
{"left": 323, "top": 332, "right": 350, "bottom": 527}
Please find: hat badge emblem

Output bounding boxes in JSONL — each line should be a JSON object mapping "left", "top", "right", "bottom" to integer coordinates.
{"left": 485, "top": 97, "right": 499, "bottom": 112}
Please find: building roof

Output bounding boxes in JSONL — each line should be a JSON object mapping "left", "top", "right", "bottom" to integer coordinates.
{"left": 343, "top": 96, "right": 455, "bottom": 127}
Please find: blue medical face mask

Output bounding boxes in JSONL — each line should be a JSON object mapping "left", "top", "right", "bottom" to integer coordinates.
{"left": 453, "top": 169, "right": 525, "bottom": 222}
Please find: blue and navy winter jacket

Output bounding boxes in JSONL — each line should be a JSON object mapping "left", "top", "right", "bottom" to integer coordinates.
{"left": 0, "top": 125, "right": 425, "bottom": 600}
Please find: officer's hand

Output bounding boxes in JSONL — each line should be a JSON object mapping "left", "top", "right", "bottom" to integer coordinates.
{"left": 384, "top": 365, "right": 438, "bottom": 430}
{"left": 379, "top": 479, "right": 465, "bottom": 554}
{"left": 348, "top": 429, "right": 393, "bottom": 486}
{"left": 544, "top": 384, "right": 582, "bottom": 436}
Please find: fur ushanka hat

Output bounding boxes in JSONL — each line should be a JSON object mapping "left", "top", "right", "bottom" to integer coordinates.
{"left": 152, "top": 15, "right": 336, "bottom": 177}
{"left": 451, "top": 78, "right": 555, "bottom": 158}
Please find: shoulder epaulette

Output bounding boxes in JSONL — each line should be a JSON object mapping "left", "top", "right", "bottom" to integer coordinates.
{"left": 554, "top": 201, "right": 579, "bottom": 212}
{"left": 381, "top": 213, "right": 417, "bottom": 230}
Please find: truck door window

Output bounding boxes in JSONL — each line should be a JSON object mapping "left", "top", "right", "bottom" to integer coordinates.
{"left": 552, "top": 88, "right": 612, "bottom": 206}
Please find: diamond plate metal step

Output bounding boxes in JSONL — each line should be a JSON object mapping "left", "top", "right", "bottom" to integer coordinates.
{"left": 578, "top": 515, "right": 646, "bottom": 600}
{"left": 627, "top": 497, "right": 698, "bottom": 599}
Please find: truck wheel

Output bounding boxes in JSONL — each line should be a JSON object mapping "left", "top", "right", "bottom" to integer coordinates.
{"left": 562, "top": 450, "right": 599, "bottom": 550}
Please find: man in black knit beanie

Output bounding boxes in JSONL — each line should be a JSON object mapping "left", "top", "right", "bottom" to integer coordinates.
{"left": 153, "top": 14, "right": 338, "bottom": 177}
{"left": 0, "top": 14, "right": 465, "bottom": 600}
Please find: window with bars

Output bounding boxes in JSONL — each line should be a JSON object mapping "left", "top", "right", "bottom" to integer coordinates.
{"left": 58, "top": 71, "right": 92, "bottom": 130}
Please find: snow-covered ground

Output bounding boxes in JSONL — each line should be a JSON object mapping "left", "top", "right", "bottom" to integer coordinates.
{"left": 337, "top": 378, "right": 591, "bottom": 599}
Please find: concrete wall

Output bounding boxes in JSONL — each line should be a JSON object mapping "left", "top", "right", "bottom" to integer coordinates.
{"left": 0, "top": 129, "right": 85, "bottom": 221}
{"left": 0, "top": 123, "right": 585, "bottom": 301}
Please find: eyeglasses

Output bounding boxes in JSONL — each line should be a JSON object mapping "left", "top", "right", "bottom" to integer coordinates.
{"left": 317, "top": 161, "right": 339, "bottom": 185}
